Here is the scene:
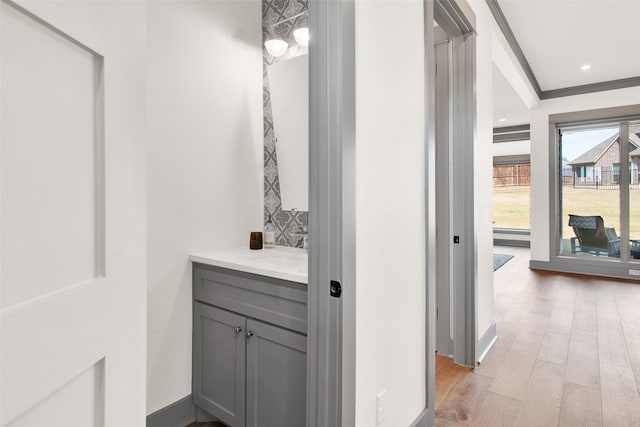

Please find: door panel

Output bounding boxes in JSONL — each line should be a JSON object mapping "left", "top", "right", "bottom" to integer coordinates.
{"left": 6, "top": 360, "right": 104, "bottom": 427}
{"left": 1, "top": 0, "right": 103, "bottom": 308}
{"left": 246, "top": 319, "right": 306, "bottom": 427}
{"left": 193, "top": 303, "right": 246, "bottom": 427}
{"left": 0, "top": 0, "right": 146, "bottom": 425}
{"left": 434, "top": 26, "right": 452, "bottom": 356}
{"left": 1, "top": 281, "right": 107, "bottom": 423}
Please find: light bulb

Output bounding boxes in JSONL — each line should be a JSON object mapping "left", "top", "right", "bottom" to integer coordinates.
{"left": 265, "top": 39, "right": 288, "bottom": 57}
{"left": 293, "top": 27, "right": 309, "bottom": 47}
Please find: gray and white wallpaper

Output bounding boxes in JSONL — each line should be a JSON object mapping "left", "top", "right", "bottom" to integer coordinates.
{"left": 262, "top": 0, "right": 308, "bottom": 247}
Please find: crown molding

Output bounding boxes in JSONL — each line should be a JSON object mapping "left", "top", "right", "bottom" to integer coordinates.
{"left": 486, "top": 0, "right": 640, "bottom": 100}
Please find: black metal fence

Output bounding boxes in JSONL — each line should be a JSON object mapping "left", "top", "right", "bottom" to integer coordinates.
{"left": 493, "top": 164, "right": 640, "bottom": 190}
{"left": 562, "top": 166, "right": 640, "bottom": 190}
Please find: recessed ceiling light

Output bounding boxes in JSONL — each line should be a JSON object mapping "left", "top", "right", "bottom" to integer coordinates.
{"left": 499, "top": 118, "right": 507, "bottom": 122}
{"left": 580, "top": 64, "right": 591, "bottom": 71}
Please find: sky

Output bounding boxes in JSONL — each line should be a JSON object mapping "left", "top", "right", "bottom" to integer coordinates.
{"left": 492, "top": 125, "right": 637, "bottom": 164}
{"left": 561, "top": 127, "right": 619, "bottom": 164}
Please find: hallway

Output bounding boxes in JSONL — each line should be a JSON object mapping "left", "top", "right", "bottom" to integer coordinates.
{"left": 436, "top": 246, "right": 640, "bottom": 426}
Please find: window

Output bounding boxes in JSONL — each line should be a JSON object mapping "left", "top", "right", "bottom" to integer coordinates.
{"left": 557, "top": 119, "right": 640, "bottom": 261}
{"left": 493, "top": 139, "right": 531, "bottom": 230}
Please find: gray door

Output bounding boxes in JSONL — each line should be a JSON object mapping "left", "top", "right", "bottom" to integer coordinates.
{"left": 435, "top": 26, "right": 453, "bottom": 357}
{"left": 246, "top": 319, "right": 307, "bottom": 427}
{"left": 193, "top": 303, "right": 246, "bottom": 427}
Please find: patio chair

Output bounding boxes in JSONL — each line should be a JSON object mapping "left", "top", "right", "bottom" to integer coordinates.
{"left": 568, "top": 214, "right": 620, "bottom": 257}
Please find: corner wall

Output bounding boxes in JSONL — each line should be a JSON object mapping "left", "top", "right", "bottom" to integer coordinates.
{"left": 146, "top": 0, "right": 263, "bottom": 414}
{"left": 354, "top": 0, "right": 426, "bottom": 424}
{"left": 469, "top": 0, "right": 496, "bottom": 346}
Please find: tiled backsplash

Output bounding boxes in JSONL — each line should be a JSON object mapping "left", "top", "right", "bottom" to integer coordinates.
{"left": 263, "top": 0, "right": 308, "bottom": 247}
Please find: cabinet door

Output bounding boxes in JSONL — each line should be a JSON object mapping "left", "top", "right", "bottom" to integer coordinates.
{"left": 193, "top": 303, "right": 246, "bottom": 427}
{"left": 246, "top": 319, "right": 307, "bottom": 427}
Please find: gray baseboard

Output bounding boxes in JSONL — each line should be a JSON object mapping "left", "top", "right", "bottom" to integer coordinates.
{"left": 530, "top": 259, "right": 640, "bottom": 282}
{"left": 493, "top": 238, "right": 530, "bottom": 248}
{"left": 194, "top": 406, "right": 218, "bottom": 422}
{"left": 146, "top": 395, "right": 195, "bottom": 427}
{"left": 476, "top": 322, "right": 497, "bottom": 363}
{"left": 410, "top": 407, "right": 431, "bottom": 427}
{"left": 146, "top": 395, "right": 219, "bottom": 427}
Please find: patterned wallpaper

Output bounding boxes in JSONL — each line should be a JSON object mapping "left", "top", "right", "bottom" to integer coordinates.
{"left": 263, "top": 0, "right": 308, "bottom": 247}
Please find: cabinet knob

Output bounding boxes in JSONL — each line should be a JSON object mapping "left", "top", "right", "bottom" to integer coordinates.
{"left": 234, "top": 327, "right": 242, "bottom": 334}
{"left": 246, "top": 330, "right": 254, "bottom": 338}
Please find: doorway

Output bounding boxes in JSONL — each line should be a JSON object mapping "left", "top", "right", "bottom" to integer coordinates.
{"left": 433, "top": 3, "right": 477, "bottom": 368}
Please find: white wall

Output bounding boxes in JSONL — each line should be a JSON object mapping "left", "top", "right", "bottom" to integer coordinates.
{"left": 146, "top": 0, "right": 263, "bottom": 414}
{"left": 469, "top": 0, "right": 496, "bottom": 344}
{"left": 529, "top": 87, "right": 640, "bottom": 262}
{"left": 354, "top": 1, "right": 426, "bottom": 425}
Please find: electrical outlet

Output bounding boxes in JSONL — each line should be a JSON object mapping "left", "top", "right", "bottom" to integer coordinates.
{"left": 376, "top": 389, "right": 387, "bottom": 425}
{"left": 629, "top": 269, "right": 640, "bottom": 276}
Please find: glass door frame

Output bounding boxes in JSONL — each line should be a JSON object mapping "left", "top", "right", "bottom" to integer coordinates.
{"left": 547, "top": 105, "right": 640, "bottom": 279}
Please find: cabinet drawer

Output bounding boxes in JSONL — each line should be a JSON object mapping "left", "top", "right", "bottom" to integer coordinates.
{"left": 193, "top": 264, "right": 307, "bottom": 334}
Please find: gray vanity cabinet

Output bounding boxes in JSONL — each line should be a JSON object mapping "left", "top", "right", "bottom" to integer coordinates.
{"left": 193, "top": 302, "right": 246, "bottom": 427}
{"left": 192, "top": 263, "right": 307, "bottom": 427}
{"left": 246, "top": 319, "right": 307, "bottom": 427}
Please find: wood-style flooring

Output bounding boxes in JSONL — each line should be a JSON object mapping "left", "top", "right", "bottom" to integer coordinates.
{"left": 436, "top": 245, "right": 640, "bottom": 426}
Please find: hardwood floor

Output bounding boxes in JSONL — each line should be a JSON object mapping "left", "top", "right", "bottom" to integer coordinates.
{"left": 436, "top": 246, "right": 640, "bottom": 426}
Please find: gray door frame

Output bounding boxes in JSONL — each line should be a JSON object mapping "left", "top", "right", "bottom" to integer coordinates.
{"left": 535, "top": 105, "right": 640, "bottom": 280}
{"left": 450, "top": 28, "right": 477, "bottom": 367}
{"left": 432, "top": 0, "right": 477, "bottom": 368}
{"left": 307, "top": 1, "right": 475, "bottom": 426}
{"left": 307, "top": 0, "right": 355, "bottom": 426}
{"left": 421, "top": 2, "right": 438, "bottom": 425}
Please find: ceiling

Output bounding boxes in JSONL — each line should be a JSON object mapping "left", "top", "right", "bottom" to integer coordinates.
{"left": 493, "top": 63, "right": 530, "bottom": 128}
{"left": 499, "top": 0, "right": 640, "bottom": 91}
{"left": 492, "top": 0, "right": 640, "bottom": 129}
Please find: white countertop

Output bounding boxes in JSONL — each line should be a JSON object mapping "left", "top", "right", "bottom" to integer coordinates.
{"left": 190, "top": 246, "right": 308, "bottom": 284}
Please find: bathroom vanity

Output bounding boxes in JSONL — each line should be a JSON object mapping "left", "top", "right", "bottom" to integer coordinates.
{"left": 190, "top": 247, "right": 308, "bottom": 427}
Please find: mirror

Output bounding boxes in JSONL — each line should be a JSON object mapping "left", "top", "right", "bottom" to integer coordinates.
{"left": 267, "top": 53, "right": 309, "bottom": 211}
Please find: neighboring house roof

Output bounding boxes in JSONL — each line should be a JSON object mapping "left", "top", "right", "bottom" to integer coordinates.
{"left": 629, "top": 133, "right": 640, "bottom": 157}
{"left": 568, "top": 134, "right": 618, "bottom": 166}
{"left": 568, "top": 133, "right": 640, "bottom": 165}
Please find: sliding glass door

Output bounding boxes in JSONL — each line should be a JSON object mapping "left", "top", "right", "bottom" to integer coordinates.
{"left": 558, "top": 119, "right": 640, "bottom": 262}
{"left": 629, "top": 121, "right": 640, "bottom": 260}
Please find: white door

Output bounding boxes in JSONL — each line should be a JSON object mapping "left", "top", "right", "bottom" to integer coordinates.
{"left": 1, "top": 1, "right": 147, "bottom": 426}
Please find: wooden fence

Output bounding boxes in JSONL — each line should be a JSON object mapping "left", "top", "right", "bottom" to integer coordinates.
{"left": 493, "top": 164, "right": 640, "bottom": 189}
{"left": 493, "top": 164, "right": 530, "bottom": 187}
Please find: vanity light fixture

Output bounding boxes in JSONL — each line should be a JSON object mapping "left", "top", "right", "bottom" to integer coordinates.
{"left": 293, "top": 27, "right": 309, "bottom": 47}
{"left": 265, "top": 11, "right": 308, "bottom": 56}
{"left": 265, "top": 39, "right": 288, "bottom": 57}
{"left": 580, "top": 64, "right": 591, "bottom": 71}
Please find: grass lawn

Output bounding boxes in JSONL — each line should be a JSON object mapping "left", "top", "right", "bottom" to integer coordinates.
{"left": 493, "top": 186, "right": 640, "bottom": 240}
{"left": 493, "top": 187, "right": 531, "bottom": 230}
